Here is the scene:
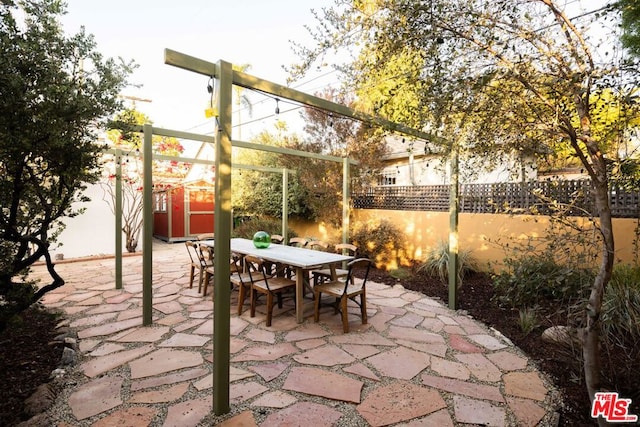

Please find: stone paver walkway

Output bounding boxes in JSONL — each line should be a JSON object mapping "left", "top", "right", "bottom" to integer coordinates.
{"left": 30, "top": 240, "right": 561, "bottom": 426}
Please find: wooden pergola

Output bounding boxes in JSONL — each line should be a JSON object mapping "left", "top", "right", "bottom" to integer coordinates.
{"left": 126, "top": 49, "right": 455, "bottom": 415}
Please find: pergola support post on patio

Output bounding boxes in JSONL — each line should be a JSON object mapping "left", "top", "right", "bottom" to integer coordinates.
{"left": 115, "top": 148, "right": 123, "bottom": 290}
{"left": 142, "top": 124, "right": 154, "bottom": 325}
{"left": 282, "top": 168, "right": 289, "bottom": 242}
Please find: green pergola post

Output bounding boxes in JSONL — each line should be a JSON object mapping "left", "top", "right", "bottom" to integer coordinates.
{"left": 142, "top": 124, "right": 153, "bottom": 325}
{"left": 115, "top": 148, "right": 123, "bottom": 290}
{"left": 448, "top": 144, "right": 460, "bottom": 310}
{"left": 213, "top": 60, "right": 233, "bottom": 415}
{"left": 282, "top": 168, "right": 289, "bottom": 242}
{"left": 342, "top": 157, "right": 350, "bottom": 245}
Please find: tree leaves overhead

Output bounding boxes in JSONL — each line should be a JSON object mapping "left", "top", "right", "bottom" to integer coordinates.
{"left": 0, "top": 0, "right": 133, "bottom": 324}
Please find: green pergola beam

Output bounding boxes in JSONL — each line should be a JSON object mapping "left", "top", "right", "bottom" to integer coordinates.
{"left": 164, "top": 49, "right": 443, "bottom": 145}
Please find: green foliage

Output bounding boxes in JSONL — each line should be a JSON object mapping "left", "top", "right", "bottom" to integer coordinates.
{"left": 231, "top": 217, "right": 296, "bottom": 240}
{"left": 601, "top": 264, "right": 640, "bottom": 348}
{"left": 517, "top": 307, "right": 540, "bottom": 336}
{"left": 389, "top": 267, "right": 412, "bottom": 280}
{"left": 617, "top": 0, "right": 640, "bottom": 58}
{"left": 491, "top": 255, "right": 594, "bottom": 309}
{"left": 0, "top": 0, "right": 132, "bottom": 329}
{"left": 350, "top": 219, "right": 404, "bottom": 269}
{"left": 417, "top": 240, "right": 478, "bottom": 286}
{"left": 231, "top": 125, "right": 315, "bottom": 220}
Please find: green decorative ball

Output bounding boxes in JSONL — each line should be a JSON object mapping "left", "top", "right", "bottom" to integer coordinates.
{"left": 252, "top": 231, "right": 271, "bottom": 249}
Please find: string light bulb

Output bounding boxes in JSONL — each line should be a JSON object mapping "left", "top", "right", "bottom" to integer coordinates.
{"left": 275, "top": 98, "right": 280, "bottom": 115}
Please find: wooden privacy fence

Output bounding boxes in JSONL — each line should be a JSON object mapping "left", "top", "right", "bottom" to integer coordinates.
{"left": 352, "top": 180, "right": 640, "bottom": 218}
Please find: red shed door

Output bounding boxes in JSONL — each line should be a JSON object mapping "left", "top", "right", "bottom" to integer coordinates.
{"left": 188, "top": 188, "right": 214, "bottom": 235}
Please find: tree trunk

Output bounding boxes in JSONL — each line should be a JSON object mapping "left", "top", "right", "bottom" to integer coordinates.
{"left": 583, "top": 172, "right": 615, "bottom": 427}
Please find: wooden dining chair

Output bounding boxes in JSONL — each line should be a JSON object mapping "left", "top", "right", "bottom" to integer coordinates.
{"left": 307, "top": 240, "right": 329, "bottom": 251}
{"left": 311, "top": 243, "right": 358, "bottom": 286}
{"left": 270, "top": 234, "right": 284, "bottom": 244}
{"left": 229, "top": 252, "right": 260, "bottom": 315}
{"left": 313, "top": 257, "right": 372, "bottom": 333}
{"left": 245, "top": 255, "right": 296, "bottom": 327}
{"left": 288, "top": 237, "right": 308, "bottom": 247}
{"left": 199, "top": 244, "right": 216, "bottom": 297}
{"left": 185, "top": 241, "right": 205, "bottom": 291}
{"left": 196, "top": 232, "right": 215, "bottom": 241}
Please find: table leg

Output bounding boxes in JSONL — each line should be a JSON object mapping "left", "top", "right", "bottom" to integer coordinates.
{"left": 295, "top": 267, "right": 304, "bottom": 323}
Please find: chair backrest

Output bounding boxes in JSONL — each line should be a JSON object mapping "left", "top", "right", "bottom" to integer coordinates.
{"left": 288, "top": 237, "right": 308, "bottom": 247}
{"left": 230, "top": 252, "right": 247, "bottom": 284}
{"left": 270, "top": 234, "right": 284, "bottom": 244}
{"left": 198, "top": 243, "right": 214, "bottom": 265}
{"left": 307, "top": 240, "right": 329, "bottom": 251}
{"left": 185, "top": 241, "right": 200, "bottom": 264}
{"left": 335, "top": 243, "right": 358, "bottom": 256}
{"left": 196, "top": 233, "right": 215, "bottom": 241}
{"left": 343, "top": 258, "right": 372, "bottom": 292}
{"left": 243, "top": 255, "right": 272, "bottom": 290}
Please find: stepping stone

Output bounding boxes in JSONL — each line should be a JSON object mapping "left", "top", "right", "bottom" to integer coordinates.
{"left": 218, "top": 410, "right": 258, "bottom": 427}
{"left": 158, "top": 333, "right": 210, "bottom": 347}
{"left": 68, "top": 376, "right": 123, "bottom": 420}
{"left": 487, "top": 351, "right": 528, "bottom": 371}
{"left": 248, "top": 362, "right": 289, "bottom": 382}
{"left": 129, "top": 349, "right": 203, "bottom": 379}
{"left": 454, "top": 353, "right": 502, "bottom": 382}
{"left": 81, "top": 344, "right": 155, "bottom": 378}
{"left": 449, "top": 334, "right": 484, "bottom": 353}
{"left": 387, "top": 325, "right": 445, "bottom": 344}
{"left": 284, "top": 323, "right": 329, "bottom": 341}
{"left": 357, "top": 381, "right": 446, "bottom": 426}
{"left": 231, "top": 343, "right": 298, "bottom": 362}
{"left": 283, "top": 366, "right": 363, "bottom": 403}
{"left": 343, "top": 363, "right": 380, "bottom": 381}
{"left": 507, "top": 396, "right": 547, "bottom": 427}
{"left": 251, "top": 390, "right": 297, "bottom": 408}
{"left": 261, "top": 402, "right": 342, "bottom": 426}
{"left": 130, "top": 368, "right": 208, "bottom": 391}
{"left": 91, "top": 407, "right": 156, "bottom": 427}
{"left": 503, "top": 372, "right": 548, "bottom": 401}
{"left": 453, "top": 395, "right": 506, "bottom": 426}
{"left": 366, "top": 346, "right": 430, "bottom": 380}
{"left": 116, "top": 326, "right": 170, "bottom": 342}
{"left": 293, "top": 345, "right": 355, "bottom": 366}
{"left": 129, "top": 382, "right": 189, "bottom": 403}
{"left": 163, "top": 397, "right": 211, "bottom": 427}
{"left": 230, "top": 381, "right": 268, "bottom": 404}
{"left": 421, "top": 374, "right": 505, "bottom": 402}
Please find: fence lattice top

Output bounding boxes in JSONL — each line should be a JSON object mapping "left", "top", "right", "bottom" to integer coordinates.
{"left": 352, "top": 180, "right": 639, "bottom": 218}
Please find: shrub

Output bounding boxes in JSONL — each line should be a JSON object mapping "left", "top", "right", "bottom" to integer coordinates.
{"left": 350, "top": 218, "right": 404, "bottom": 269}
{"left": 601, "top": 264, "right": 640, "bottom": 349}
{"left": 518, "top": 307, "right": 540, "bottom": 335}
{"left": 417, "top": 240, "right": 478, "bottom": 286}
{"left": 232, "top": 217, "right": 296, "bottom": 240}
{"left": 491, "top": 255, "right": 594, "bottom": 309}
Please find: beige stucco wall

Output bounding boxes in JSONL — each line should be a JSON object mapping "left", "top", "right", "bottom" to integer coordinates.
{"left": 289, "top": 210, "right": 638, "bottom": 271}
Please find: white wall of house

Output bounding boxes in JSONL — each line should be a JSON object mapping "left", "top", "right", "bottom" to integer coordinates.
{"left": 50, "top": 181, "right": 142, "bottom": 260}
{"left": 379, "top": 152, "right": 537, "bottom": 186}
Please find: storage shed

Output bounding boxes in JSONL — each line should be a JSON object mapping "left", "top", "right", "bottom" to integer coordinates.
{"left": 153, "top": 180, "right": 214, "bottom": 242}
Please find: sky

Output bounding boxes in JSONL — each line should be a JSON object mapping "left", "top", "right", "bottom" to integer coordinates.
{"left": 61, "top": 0, "right": 339, "bottom": 139}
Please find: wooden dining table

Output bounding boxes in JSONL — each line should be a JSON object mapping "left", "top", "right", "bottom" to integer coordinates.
{"left": 203, "top": 238, "right": 354, "bottom": 323}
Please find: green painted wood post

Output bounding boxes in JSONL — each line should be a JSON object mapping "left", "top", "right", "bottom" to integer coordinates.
{"left": 213, "top": 60, "right": 233, "bottom": 415}
{"left": 115, "top": 148, "right": 123, "bottom": 290}
{"left": 142, "top": 124, "right": 153, "bottom": 325}
{"left": 282, "top": 168, "right": 289, "bottom": 242}
{"left": 343, "top": 157, "right": 350, "bottom": 245}
{"left": 448, "top": 144, "right": 460, "bottom": 310}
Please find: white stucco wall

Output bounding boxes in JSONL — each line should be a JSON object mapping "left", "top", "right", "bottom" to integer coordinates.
{"left": 50, "top": 182, "right": 142, "bottom": 260}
